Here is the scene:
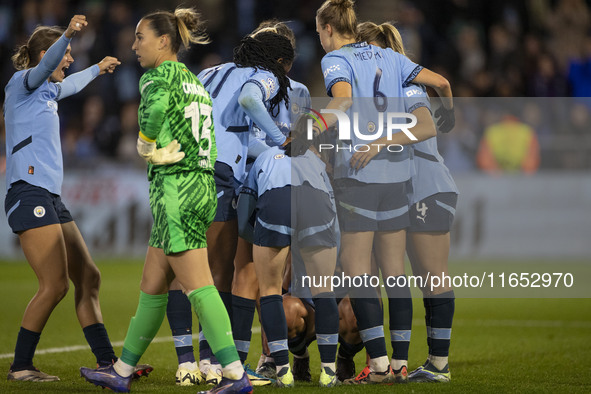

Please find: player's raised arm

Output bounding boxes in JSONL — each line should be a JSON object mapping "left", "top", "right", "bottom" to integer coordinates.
{"left": 13, "top": 15, "right": 87, "bottom": 90}
{"left": 57, "top": 55, "right": 121, "bottom": 100}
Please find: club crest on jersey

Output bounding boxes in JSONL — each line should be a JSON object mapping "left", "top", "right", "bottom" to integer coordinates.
{"left": 274, "top": 153, "right": 285, "bottom": 160}
{"left": 33, "top": 206, "right": 46, "bottom": 218}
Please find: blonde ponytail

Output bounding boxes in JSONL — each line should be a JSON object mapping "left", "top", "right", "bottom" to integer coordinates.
{"left": 174, "top": 7, "right": 210, "bottom": 49}
{"left": 142, "top": 7, "right": 210, "bottom": 54}
{"left": 358, "top": 21, "right": 405, "bottom": 55}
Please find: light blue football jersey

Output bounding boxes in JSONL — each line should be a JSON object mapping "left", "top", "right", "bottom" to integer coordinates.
{"left": 198, "top": 63, "right": 279, "bottom": 184}
{"left": 4, "top": 35, "right": 72, "bottom": 195}
{"left": 403, "top": 84, "right": 459, "bottom": 203}
{"left": 268, "top": 78, "right": 311, "bottom": 145}
{"left": 242, "top": 147, "right": 290, "bottom": 198}
{"left": 242, "top": 146, "right": 332, "bottom": 198}
{"left": 248, "top": 78, "right": 310, "bottom": 153}
{"left": 321, "top": 42, "right": 423, "bottom": 184}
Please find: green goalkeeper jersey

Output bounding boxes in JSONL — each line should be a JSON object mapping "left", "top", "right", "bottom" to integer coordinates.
{"left": 138, "top": 61, "right": 216, "bottom": 180}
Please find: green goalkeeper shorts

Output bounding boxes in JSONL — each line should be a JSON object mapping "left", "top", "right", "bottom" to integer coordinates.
{"left": 148, "top": 170, "right": 217, "bottom": 255}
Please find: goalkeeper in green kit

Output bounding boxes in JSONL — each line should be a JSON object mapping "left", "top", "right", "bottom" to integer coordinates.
{"left": 80, "top": 7, "right": 251, "bottom": 394}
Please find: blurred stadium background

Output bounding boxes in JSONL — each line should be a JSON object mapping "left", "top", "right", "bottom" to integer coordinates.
{"left": 0, "top": 0, "right": 590, "bottom": 264}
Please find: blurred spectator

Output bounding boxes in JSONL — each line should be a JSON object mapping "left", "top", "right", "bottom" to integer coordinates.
{"left": 546, "top": 0, "right": 590, "bottom": 69}
{"left": 476, "top": 114, "right": 541, "bottom": 174}
{"left": 117, "top": 101, "right": 144, "bottom": 166}
{"left": 528, "top": 53, "right": 568, "bottom": 97}
{"left": 437, "top": 105, "right": 478, "bottom": 173}
{"left": 454, "top": 24, "right": 485, "bottom": 81}
{"left": 1, "top": 0, "right": 591, "bottom": 171}
{"left": 568, "top": 36, "right": 591, "bottom": 98}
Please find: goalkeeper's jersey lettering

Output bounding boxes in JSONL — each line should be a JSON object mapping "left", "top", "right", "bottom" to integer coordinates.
{"left": 139, "top": 61, "right": 216, "bottom": 180}
{"left": 182, "top": 82, "right": 208, "bottom": 97}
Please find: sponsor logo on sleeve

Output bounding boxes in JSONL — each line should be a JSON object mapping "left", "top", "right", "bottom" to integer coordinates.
{"left": 323, "top": 64, "right": 341, "bottom": 78}
{"left": 406, "top": 88, "right": 423, "bottom": 97}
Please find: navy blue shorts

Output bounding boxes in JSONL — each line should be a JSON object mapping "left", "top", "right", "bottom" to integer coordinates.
{"left": 409, "top": 193, "right": 457, "bottom": 232}
{"left": 254, "top": 186, "right": 291, "bottom": 248}
{"left": 213, "top": 161, "right": 239, "bottom": 222}
{"left": 292, "top": 184, "right": 338, "bottom": 249}
{"left": 4, "top": 181, "right": 73, "bottom": 233}
{"left": 334, "top": 178, "right": 410, "bottom": 232}
{"left": 254, "top": 184, "right": 339, "bottom": 249}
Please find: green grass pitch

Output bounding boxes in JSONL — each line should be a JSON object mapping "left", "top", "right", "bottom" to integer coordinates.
{"left": 0, "top": 259, "right": 590, "bottom": 393}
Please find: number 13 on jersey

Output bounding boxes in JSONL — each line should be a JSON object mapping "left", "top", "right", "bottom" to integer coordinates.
{"left": 185, "top": 101, "right": 213, "bottom": 161}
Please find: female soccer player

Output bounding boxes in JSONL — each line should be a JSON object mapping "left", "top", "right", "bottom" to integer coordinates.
{"left": 237, "top": 114, "right": 340, "bottom": 387}
{"left": 192, "top": 29, "right": 293, "bottom": 381}
{"left": 3, "top": 15, "right": 124, "bottom": 382}
{"left": 163, "top": 25, "right": 295, "bottom": 388}
{"left": 353, "top": 21, "right": 458, "bottom": 383}
{"left": 234, "top": 20, "right": 311, "bottom": 379}
{"left": 314, "top": 0, "right": 454, "bottom": 384}
{"left": 79, "top": 8, "right": 250, "bottom": 394}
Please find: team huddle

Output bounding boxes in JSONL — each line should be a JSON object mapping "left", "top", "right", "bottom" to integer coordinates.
{"left": 3, "top": 0, "right": 458, "bottom": 393}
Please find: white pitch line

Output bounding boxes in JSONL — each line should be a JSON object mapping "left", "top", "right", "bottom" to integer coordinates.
{"left": 1, "top": 318, "right": 590, "bottom": 360}
{"left": 0, "top": 327, "right": 262, "bottom": 360}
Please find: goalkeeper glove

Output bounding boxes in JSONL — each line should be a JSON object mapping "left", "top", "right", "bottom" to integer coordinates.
{"left": 434, "top": 106, "right": 455, "bottom": 133}
{"left": 136, "top": 134, "right": 185, "bottom": 165}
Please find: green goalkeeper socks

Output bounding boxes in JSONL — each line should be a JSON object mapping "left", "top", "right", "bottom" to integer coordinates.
{"left": 120, "top": 291, "right": 168, "bottom": 366}
{"left": 188, "top": 285, "right": 239, "bottom": 367}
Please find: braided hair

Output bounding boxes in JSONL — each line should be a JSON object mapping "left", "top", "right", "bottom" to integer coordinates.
{"left": 233, "top": 31, "right": 294, "bottom": 116}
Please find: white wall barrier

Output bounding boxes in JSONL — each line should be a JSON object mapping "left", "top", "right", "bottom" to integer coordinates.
{"left": 449, "top": 173, "right": 591, "bottom": 259}
{"left": 0, "top": 170, "right": 152, "bottom": 259}
{"left": 1, "top": 171, "right": 590, "bottom": 260}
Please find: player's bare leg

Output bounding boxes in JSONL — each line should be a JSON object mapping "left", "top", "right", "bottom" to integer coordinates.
{"left": 206, "top": 220, "right": 237, "bottom": 293}
{"left": 62, "top": 221, "right": 103, "bottom": 327}
{"left": 9, "top": 225, "right": 68, "bottom": 381}
{"left": 19, "top": 225, "right": 69, "bottom": 333}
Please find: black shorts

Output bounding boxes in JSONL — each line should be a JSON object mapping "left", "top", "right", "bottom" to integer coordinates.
{"left": 4, "top": 181, "right": 73, "bottom": 233}
{"left": 334, "top": 178, "right": 410, "bottom": 232}
{"left": 213, "top": 161, "right": 239, "bottom": 222}
{"left": 408, "top": 193, "right": 457, "bottom": 232}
